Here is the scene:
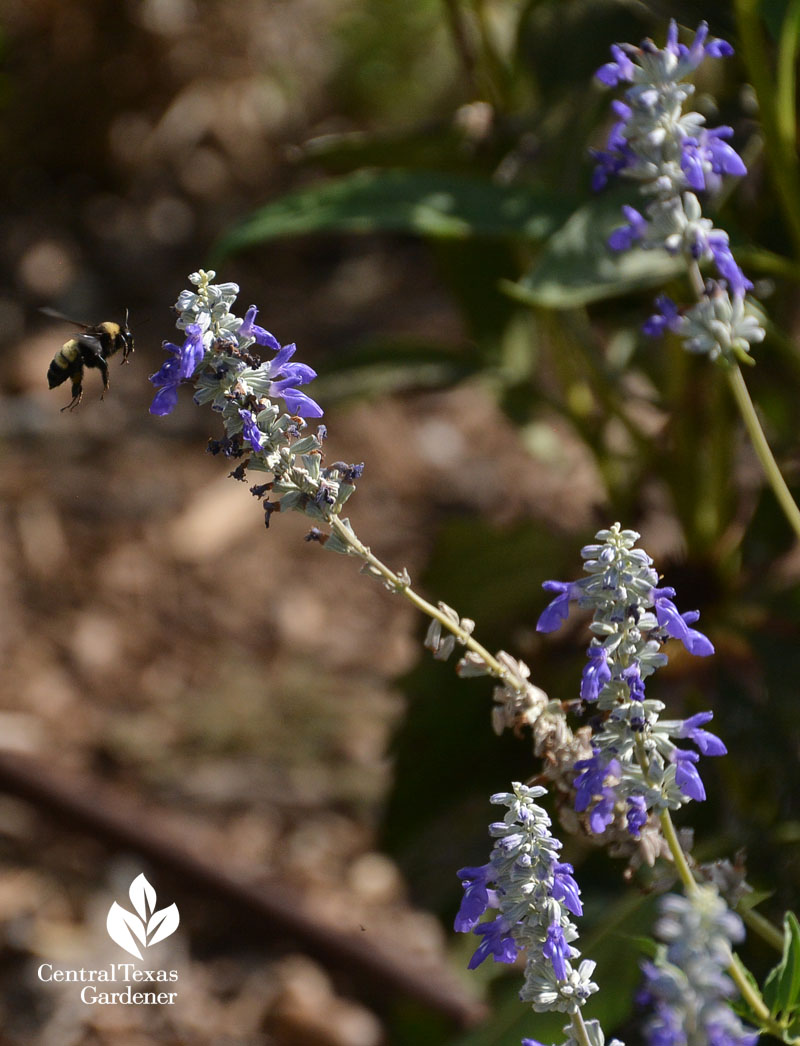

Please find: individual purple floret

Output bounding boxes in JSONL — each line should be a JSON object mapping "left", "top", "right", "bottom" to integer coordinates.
{"left": 580, "top": 646, "right": 611, "bottom": 702}
{"left": 149, "top": 323, "right": 206, "bottom": 416}
{"left": 622, "top": 663, "right": 646, "bottom": 702}
{"left": 574, "top": 752, "right": 621, "bottom": 834}
{"left": 589, "top": 101, "right": 634, "bottom": 189}
{"left": 468, "top": 916, "right": 519, "bottom": 969}
{"left": 543, "top": 924, "right": 572, "bottom": 981}
{"left": 607, "top": 206, "right": 648, "bottom": 251}
{"left": 681, "top": 127, "right": 747, "bottom": 194}
{"left": 643, "top": 295, "right": 683, "bottom": 338}
{"left": 250, "top": 339, "right": 324, "bottom": 419}
{"left": 672, "top": 749, "right": 706, "bottom": 801}
{"left": 626, "top": 796, "right": 648, "bottom": 837}
{"left": 454, "top": 865, "right": 493, "bottom": 932}
{"left": 536, "top": 580, "right": 581, "bottom": 633}
{"left": 552, "top": 862, "right": 583, "bottom": 917}
{"left": 708, "top": 240, "right": 754, "bottom": 298}
{"left": 239, "top": 305, "right": 281, "bottom": 351}
{"left": 595, "top": 43, "right": 637, "bottom": 87}
{"left": 239, "top": 408, "right": 266, "bottom": 452}
{"left": 652, "top": 586, "right": 714, "bottom": 656}
{"left": 677, "top": 712, "right": 727, "bottom": 756}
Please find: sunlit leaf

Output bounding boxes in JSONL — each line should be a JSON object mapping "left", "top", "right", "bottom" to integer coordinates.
{"left": 504, "top": 189, "right": 684, "bottom": 308}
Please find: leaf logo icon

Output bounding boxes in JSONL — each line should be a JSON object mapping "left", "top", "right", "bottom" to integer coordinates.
{"left": 106, "top": 874, "right": 180, "bottom": 959}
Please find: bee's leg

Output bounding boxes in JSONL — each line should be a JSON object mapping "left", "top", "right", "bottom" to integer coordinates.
{"left": 62, "top": 379, "right": 83, "bottom": 412}
{"left": 97, "top": 357, "right": 110, "bottom": 399}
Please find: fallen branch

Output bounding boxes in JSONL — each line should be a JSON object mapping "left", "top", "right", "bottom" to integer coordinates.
{"left": 0, "top": 750, "right": 485, "bottom": 1029}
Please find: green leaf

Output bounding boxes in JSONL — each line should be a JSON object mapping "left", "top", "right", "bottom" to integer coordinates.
{"left": 299, "top": 127, "right": 491, "bottom": 177}
{"left": 784, "top": 1014, "right": 800, "bottom": 1042}
{"left": 763, "top": 911, "right": 800, "bottom": 1018}
{"left": 503, "top": 189, "right": 684, "bottom": 308}
{"left": 763, "top": 0, "right": 793, "bottom": 40}
{"left": 737, "top": 889, "right": 775, "bottom": 912}
{"left": 213, "top": 169, "right": 572, "bottom": 258}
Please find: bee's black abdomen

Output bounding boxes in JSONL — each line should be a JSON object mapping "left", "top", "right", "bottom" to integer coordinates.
{"left": 47, "top": 360, "right": 67, "bottom": 388}
{"left": 47, "top": 340, "right": 80, "bottom": 388}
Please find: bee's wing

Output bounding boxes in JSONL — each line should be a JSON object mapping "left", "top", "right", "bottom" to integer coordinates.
{"left": 39, "top": 307, "right": 89, "bottom": 329}
{"left": 76, "top": 333, "right": 105, "bottom": 356}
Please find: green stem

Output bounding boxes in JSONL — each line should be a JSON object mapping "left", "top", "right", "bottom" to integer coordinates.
{"left": 441, "top": 0, "right": 482, "bottom": 98}
{"left": 327, "top": 515, "right": 530, "bottom": 691}
{"left": 725, "top": 364, "right": 800, "bottom": 543}
{"left": 469, "top": 0, "right": 509, "bottom": 108}
{"left": 658, "top": 809, "right": 698, "bottom": 894}
{"left": 685, "top": 259, "right": 800, "bottom": 543}
{"left": 729, "top": 952, "right": 778, "bottom": 1029}
{"left": 776, "top": 0, "right": 800, "bottom": 149}
{"left": 734, "top": 0, "right": 800, "bottom": 258}
{"left": 738, "top": 903, "right": 785, "bottom": 953}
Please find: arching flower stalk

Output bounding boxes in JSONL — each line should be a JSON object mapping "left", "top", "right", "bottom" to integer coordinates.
{"left": 151, "top": 270, "right": 573, "bottom": 761}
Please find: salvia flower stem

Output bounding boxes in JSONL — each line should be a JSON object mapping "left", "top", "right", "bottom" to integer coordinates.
{"left": 729, "top": 952, "right": 776, "bottom": 1031}
{"left": 327, "top": 515, "right": 523, "bottom": 685}
{"left": 657, "top": 809, "right": 697, "bottom": 897}
{"left": 570, "top": 1008, "right": 594, "bottom": 1046}
{"left": 655, "top": 807, "right": 768, "bottom": 1017}
{"left": 724, "top": 363, "right": 800, "bottom": 542}
{"left": 683, "top": 257, "right": 800, "bottom": 543}
{"left": 455, "top": 783, "right": 617, "bottom": 1044}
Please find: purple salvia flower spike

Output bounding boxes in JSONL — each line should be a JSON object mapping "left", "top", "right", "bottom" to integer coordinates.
{"left": 455, "top": 784, "right": 598, "bottom": 1011}
{"left": 545, "top": 525, "right": 727, "bottom": 838}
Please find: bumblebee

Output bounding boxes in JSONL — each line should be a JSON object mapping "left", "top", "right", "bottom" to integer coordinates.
{"left": 43, "top": 307, "right": 134, "bottom": 410}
